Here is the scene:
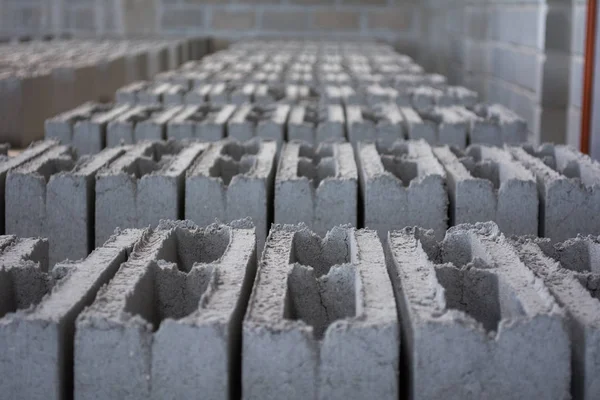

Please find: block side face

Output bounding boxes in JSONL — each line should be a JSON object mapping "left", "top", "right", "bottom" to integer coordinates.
{"left": 0, "top": 320, "right": 61, "bottom": 400}
{"left": 242, "top": 326, "right": 317, "bottom": 400}
{"left": 137, "top": 176, "right": 179, "bottom": 227}
{"left": 314, "top": 180, "right": 357, "bottom": 236}
{"left": 320, "top": 323, "right": 399, "bottom": 400}
{"left": 151, "top": 323, "right": 229, "bottom": 400}
{"left": 96, "top": 174, "right": 137, "bottom": 246}
{"left": 47, "top": 175, "right": 90, "bottom": 265}
{"left": 75, "top": 325, "right": 152, "bottom": 400}
{"left": 5, "top": 174, "right": 47, "bottom": 238}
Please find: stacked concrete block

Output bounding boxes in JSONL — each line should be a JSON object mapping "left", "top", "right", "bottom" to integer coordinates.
{"left": 275, "top": 142, "right": 357, "bottom": 234}
{"left": 0, "top": 235, "right": 50, "bottom": 316}
{"left": 167, "top": 104, "right": 236, "bottom": 141}
{"left": 365, "top": 85, "right": 409, "bottom": 107}
{"left": 346, "top": 104, "right": 405, "bottom": 146}
{"left": 95, "top": 141, "right": 208, "bottom": 246}
{"left": 386, "top": 222, "right": 570, "bottom": 399}
{"left": 185, "top": 84, "right": 215, "bottom": 105}
{"left": 417, "top": 106, "right": 475, "bottom": 148}
{"left": 322, "top": 85, "right": 363, "bottom": 106}
{"left": 70, "top": 103, "right": 131, "bottom": 155}
{"left": 243, "top": 224, "right": 399, "bottom": 400}
{"left": 75, "top": 220, "right": 257, "bottom": 400}
{"left": 398, "top": 107, "right": 437, "bottom": 143}
{"left": 5, "top": 145, "right": 76, "bottom": 239}
{"left": 185, "top": 139, "right": 277, "bottom": 252}
{"left": 0, "top": 229, "right": 143, "bottom": 400}
{"left": 106, "top": 105, "right": 183, "bottom": 147}
{"left": 115, "top": 81, "right": 185, "bottom": 106}
{"left": 511, "top": 235, "right": 600, "bottom": 400}
{"left": 288, "top": 103, "right": 345, "bottom": 145}
{"left": 46, "top": 146, "right": 129, "bottom": 265}
{"left": 358, "top": 140, "right": 447, "bottom": 239}
{"left": 392, "top": 74, "right": 447, "bottom": 91}
{"left": 510, "top": 144, "right": 600, "bottom": 241}
{"left": 433, "top": 145, "right": 538, "bottom": 235}
{"left": 470, "top": 103, "right": 528, "bottom": 145}
{"left": 0, "top": 140, "right": 58, "bottom": 233}
{"left": 228, "top": 104, "right": 290, "bottom": 147}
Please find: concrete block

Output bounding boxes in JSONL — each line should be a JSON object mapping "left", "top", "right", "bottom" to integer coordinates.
{"left": 95, "top": 141, "right": 208, "bottom": 246}
{"left": 510, "top": 144, "right": 600, "bottom": 241}
{"left": 511, "top": 235, "right": 600, "bottom": 400}
{"left": 46, "top": 102, "right": 108, "bottom": 145}
{"left": 243, "top": 224, "right": 398, "bottom": 400}
{"left": 399, "top": 107, "right": 437, "bottom": 143}
{"left": 275, "top": 141, "right": 357, "bottom": 234}
{"left": 322, "top": 85, "right": 363, "bottom": 106}
{"left": 358, "top": 140, "right": 447, "bottom": 239}
{"left": 0, "top": 140, "right": 58, "bottom": 233}
{"left": 228, "top": 104, "right": 290, "bottom": 147}
{"left": 366, "top": 84, "right": 410, "bottom": 107}
{"left": 46, "top": 146, "right": 128, "bottom": 266}
{"left": 393, "top": 73, "right": 446, "bottom": 91}
{"left": 438, "top": 86, "right": 479, "bottom": 108}
{"left": 73, "top": 103, "right": 131, "bottom": 155}
{"left": 386, "top": 222, "right": 570, "bottom": 400}
{"left": 0, "top": 235, "right": 50, "bottom": 320}
{"left": 75, "top": 220, "right": 256, "bottom": 400}
{"left": 185, "top": 84, "right": 214, "bottom": 105}
{"left": 288, "top": 103, "right": 345, "bottom": 145}
{"left": 0, "top": 229, "right": 142, "bottom": 400}
{"left": 5, "top": 145, "right": 75, "bottom": 239}
{"left": 185, "top": 139, "right": 277, "bottom": 253}
{"left": 106, "top": 105, "right": 183, "bottom": 147}
{"left": 419, "top": 106, "right": 473, "bottom": 148}
{"left": 471, "top": 103, "right": 528, "bottom": 144}
{"left": 433, "top": 145, "right": 538, "bottom": 235}
{"left": 167, "top": 104, "right": 236, "bottom": 141}
{"left": 346, "top": 104, "right": 405, "bottom": 146}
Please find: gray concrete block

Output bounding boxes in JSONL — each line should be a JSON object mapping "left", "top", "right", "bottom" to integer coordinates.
{"left": 46, "top": 146, "right": 128, "bottom": 266}
{"left": 322, "top": 85, "right": 363, "bottom": 106}
{"left": 5, "top": 145, "right": 75, "bottom": 239}
{"left": 95, "top": 141, "right": 208, "bottom": 246}
{"left": 0, "top": 235, "right": 50, "bottom": 317}
{"left": 0, "top": 140, "right": 58, "bottom": 233}
{"left": 73, "top": 103, "right": 131, "bottom": 155}
{"left": 106, "top": 105, "right": 182, "bottom": 147}
{"left": 365, "top": 84, "right": 410, "bottom": 107}
{"left": 433, "top": 145, "right": 538, "bottom": 235}
{"left": 288, "top": 103, "right": 345, "bottom": 145}
{"left": 471, "top": 103, "right": 528, "bottom": 144}
{"left": 185, "top": 139, "right": 277, "bottom": 253}
{"left": 184, "top": 84, "right": 214, "bottom": 105}
{"left": 386, "top": 222, "right": 570, "bottom": 400}
{"left": 358, "top": 140, "right": 447, "bottom": 239}
{"left": 438, "top": 86, "right": 479, "bottom": 108}
{"left": 511, "top": 144, "right": 600, "bottom": 241}
{"left": 400, "top": 107, "right": 437, "bottom": 143}
{"left": 75, "top": 220, "right": 257, "bottom": 400}
{"left": 419, "top": 106, "right": 474, "bottom": 148}
{"left": 228, "top": 104, "right": 290, "bottom": 147}
{"left": 511, "top": 235, "right": 600, "bottom": 400}
{"left": 393, "top": 74, "right": 446, "bottom": 91}
{"left": 243, "top": 224, "right": 398, "bottom": 400}
{"left": 346, "top": 104, "right": 405, "bottom": 147}
{"left": 167, "top": 104, "right": 236, "bottom": 141}
{"left": 0, "top": 229, "right": 143, "bottom": 400}
{"left": 275, "top": 141, "right": 357, "bottom": 234}
{"left": 45, "top": 102, "right": 109, "bottom": 145}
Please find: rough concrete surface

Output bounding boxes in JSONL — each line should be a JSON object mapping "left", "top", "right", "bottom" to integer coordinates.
{"left": 358, "top": 139, "right": 448, "bottom": 239}
{"left": 386, "top": 222, "right": 570, "bottom": 399}
{"left": 243, "top": 224, "right": 398, "bottom": 400}
{"left": 275, "top": 141, "right": 357, "bottom": 234}
{"left": 185, "top": 139, "right": 277, "bottom": 253}
{"left": 75, "top": 220, "right": 256, "bottom": 400}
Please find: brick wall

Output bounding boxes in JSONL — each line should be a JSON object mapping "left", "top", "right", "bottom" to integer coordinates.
{"left": 420, "top": 0, "right": 586, "bottom": 146}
